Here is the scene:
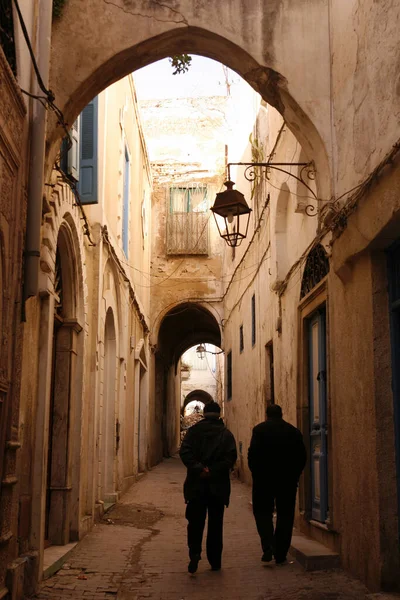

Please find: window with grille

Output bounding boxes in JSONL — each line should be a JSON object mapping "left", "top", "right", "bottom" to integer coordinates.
{"left": 167, "top": 185, "right": 208, "bottom": 255}
{"left": 300, "top": 244, "right": 329, "bottom": 299}
{"left": 227, "top": 351, "right": 232, "bottom": 400}
{"left": 239, "top": 325, "right": 244, "bottom": 353}
{"left": 0, "top": 0, "right": 16, "bottom": 76}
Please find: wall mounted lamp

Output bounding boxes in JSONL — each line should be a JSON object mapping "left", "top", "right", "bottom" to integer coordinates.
{"left": 196, "top": 344, "right": 206, "bottom": 360}
{"left": 210, "top": 161, "right": 316, "bottom": 247}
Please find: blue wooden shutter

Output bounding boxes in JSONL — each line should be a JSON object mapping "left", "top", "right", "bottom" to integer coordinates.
{"left": 78, "top": 96, "right": 98, "bottom": 204}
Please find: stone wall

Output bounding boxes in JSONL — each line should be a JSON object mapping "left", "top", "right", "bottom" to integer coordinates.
{"left": 0, "top": 48, "right": 27, "bottom": 597}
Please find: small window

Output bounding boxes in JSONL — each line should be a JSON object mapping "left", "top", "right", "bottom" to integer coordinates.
{"left": 251, "top": 294, "right": 256, "bottom": 347}
{"left": 239, "top": 325, "right": 244, "bottom": 353}
{"left": 227, "top": 351, "right": 232, "bottom": 400}
{"left": 122, "top": 146, "right": 130, "bottom": 256}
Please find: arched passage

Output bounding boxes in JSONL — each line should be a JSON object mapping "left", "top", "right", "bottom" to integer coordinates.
{"left": 182, "top": 389, "right": 214, "bottom": 414}
{"left": 150, "top": 303, "right": 221, "bottom": 462}
{"left": 48, "top": 13, "right": 331, "bottom": 199}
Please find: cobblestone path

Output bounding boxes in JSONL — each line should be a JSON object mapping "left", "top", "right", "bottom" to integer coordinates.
{"left": 33, "top": 457, "right": 391, "bottom": 600}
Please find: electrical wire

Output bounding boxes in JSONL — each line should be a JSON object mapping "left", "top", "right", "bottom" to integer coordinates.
{"left": 13, "top": 0, "right": 72, "bottom": 147}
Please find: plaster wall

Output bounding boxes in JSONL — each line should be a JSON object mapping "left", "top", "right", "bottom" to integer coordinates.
{"left": 142, "top": 95, "right": 226, "bottom": 345}
{"left": 0, "top": 37, "right": 29, "bottom": 596}
{"left": 329, "top": 0, "right": 400, "bottom": 196}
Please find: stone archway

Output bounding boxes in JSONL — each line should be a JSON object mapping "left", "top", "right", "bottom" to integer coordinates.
{"left": 149, "top": 302, "right": 222, "bottom": 463}
{"left": 182, "top": 389, "right": 214, "bottom": 414}
{"left": 48, "top": 6, "right": 332, "bottom": 200}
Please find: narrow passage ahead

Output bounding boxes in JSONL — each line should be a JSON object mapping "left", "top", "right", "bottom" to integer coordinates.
{"left": 35, "top": 458, "right": 374, "bottom": 600}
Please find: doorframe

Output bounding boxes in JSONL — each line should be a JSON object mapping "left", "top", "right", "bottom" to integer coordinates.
{"left": 297, "top": 279, "right": 334, "bottom": 531}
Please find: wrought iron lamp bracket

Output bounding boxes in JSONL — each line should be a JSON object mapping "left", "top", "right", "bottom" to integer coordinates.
{"left": 227, "top": 161, "right": 318, "bottom": 216}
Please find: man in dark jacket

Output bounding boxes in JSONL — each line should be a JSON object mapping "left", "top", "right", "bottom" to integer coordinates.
{"left": 179, "top": 401, "right": 237, "bottom": 574}
{"left": 248, "top": 404, "right": 306, "bottom": 565}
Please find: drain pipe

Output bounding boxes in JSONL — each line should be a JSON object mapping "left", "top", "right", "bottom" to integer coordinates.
{"left": 23, "top": 0, "right": 53, "bottom": 303}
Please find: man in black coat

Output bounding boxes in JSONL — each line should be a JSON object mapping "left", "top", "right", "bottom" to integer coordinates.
{"left": 180, "top": 401, "right": 237, "bottom": 574}
{"left": 248, "top": 404, "right": 306, "bottom": 565}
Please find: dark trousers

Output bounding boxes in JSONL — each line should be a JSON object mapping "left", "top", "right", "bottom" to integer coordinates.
{"left": 252, "top": 481, "right": 298, "bottom": 562}
{"left": 185, "top": 494, "right": 225, "bottom": 568}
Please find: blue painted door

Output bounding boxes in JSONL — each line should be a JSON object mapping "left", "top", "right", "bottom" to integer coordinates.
{"left": 308, "top": 307, "right": 328, "bottom": 522}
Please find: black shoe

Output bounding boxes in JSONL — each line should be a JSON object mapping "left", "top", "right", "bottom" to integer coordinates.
{"left": 261, "top": 549, "right": 273, "bottom": 562}
{"left": 188, "top": 554, "right": 201, "bottom": 574}
{"left": 210, "top": 564, "right": 221, "bottom": 571}
{"left": 275, "top": 557, "right": 288, "bottom": 566}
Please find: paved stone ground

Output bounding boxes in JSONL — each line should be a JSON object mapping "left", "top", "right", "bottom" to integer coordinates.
{"left": 31, "top": 457, "right": 396, "bottom": 600}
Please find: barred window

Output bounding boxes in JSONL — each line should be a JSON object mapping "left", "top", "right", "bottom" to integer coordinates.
{"left": 300, "top": 244, "right": 329, "bottom": 299}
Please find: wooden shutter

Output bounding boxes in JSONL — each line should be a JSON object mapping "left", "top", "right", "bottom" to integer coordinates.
{"left": 78, "top": 96, "right": 98, "bottom": 204}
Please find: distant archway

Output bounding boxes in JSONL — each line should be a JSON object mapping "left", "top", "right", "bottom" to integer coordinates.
{"left": 150, "top": 302, "right": 222, "bottom": 463}
{"left": 182, "top": 389, "right": 214, "bottom": 413}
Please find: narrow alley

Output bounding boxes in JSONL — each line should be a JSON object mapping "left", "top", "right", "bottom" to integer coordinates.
{"left": 34, "top": 458, "right": 372, "bottom": 600}
{"left": 3, "top": 1, "right": 400, "bottom": 597}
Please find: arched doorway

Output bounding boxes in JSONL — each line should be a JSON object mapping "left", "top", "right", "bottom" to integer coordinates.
{"left": 45, "top": 226, "right": 83, "bottom": 547}
{"left": 100, "top": 308, "right": 117, "bottom": 504}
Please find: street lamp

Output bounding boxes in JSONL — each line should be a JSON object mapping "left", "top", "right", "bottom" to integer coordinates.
{"left": 210, "top": 180, "right": 252, "bottom": 248}
{"left": 196, "top": 343, "right": 206, "bottom": 360}
{"left": 211, "top": 161, "right": 317, "bottom": 247}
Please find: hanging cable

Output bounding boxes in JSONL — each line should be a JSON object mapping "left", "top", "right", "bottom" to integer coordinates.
{"left": 12, "top": 0, "right": 72, "bottom": 146}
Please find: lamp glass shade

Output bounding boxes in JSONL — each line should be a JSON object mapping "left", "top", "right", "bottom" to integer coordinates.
{"left": 196, "top": 344, "right": 206, "bottom": 360}
{"left": 211, "top": 180, "right": 252, "bottom": 247}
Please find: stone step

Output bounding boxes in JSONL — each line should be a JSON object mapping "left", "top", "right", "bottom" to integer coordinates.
{"left": 290, "top": 532, "right": 340, "bottom": 570}
{"left": 43, "top": 542, "right": 78, "bottom": 579}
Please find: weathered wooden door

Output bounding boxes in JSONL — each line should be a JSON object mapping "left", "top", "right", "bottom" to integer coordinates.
{"left": 387, "top": 241, "right": 400, "bottom": 525}
{"left": 308, "top": 307, "right": 328, "bottom": 522}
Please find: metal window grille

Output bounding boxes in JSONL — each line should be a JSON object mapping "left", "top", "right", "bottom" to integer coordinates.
{"left": 300, "top": 244, "right": 330, "bottom": 299}
{"left": 251, "top": 294, "right": 256, "bottom": 346}
{"left": 0, "top": 0, "right": 16, "bottom": 75}
{"left": 167, "top": 185, "right": 208, "bottom": 255}
{"left": 227, "top": 351, "right": 232, "bottom": 400}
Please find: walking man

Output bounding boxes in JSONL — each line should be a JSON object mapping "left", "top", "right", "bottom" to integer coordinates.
{"left": 180, "top": 401, "right": 237, "bottom": 574}
{"left": 248, "top": 404, "right": 306, "bottom": 565}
